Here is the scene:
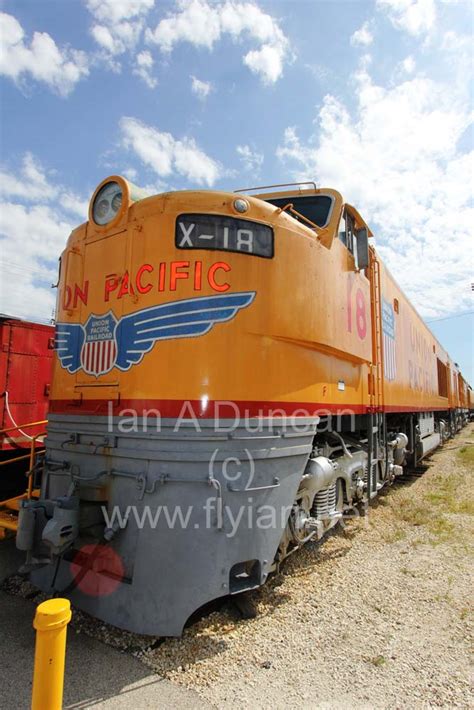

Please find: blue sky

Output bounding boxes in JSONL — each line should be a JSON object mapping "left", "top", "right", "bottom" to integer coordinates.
{"left": 0, "top": 0, "right": 472, "bottom": 382}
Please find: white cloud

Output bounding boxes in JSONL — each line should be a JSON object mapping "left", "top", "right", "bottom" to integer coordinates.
{"left": 0, "top": 12, "right": 89, "bottom": 96}
{"left": 237, "top": 144, "right": 264, "bottom": 173}
{"left": 86, "top": 0, "right": 155, "bottom": 24}
{"left": 120, "top": 116, "right": 221, "bottom": 186}
{"left": 191, "top": 75, "right": 212, "bottom": 99}
{"left": 377, "top": 0, "right": 437, "bottom": 36}
{"left": 276, "top": 69, "right": 473, "bottom": 319}
{"left": 0, "top": 202, "right": 69, "bottom": 321}
{"left": 350, "top": 21, "right": 374, "bottom": 47}
{"left": 90, "top": 22, "right": 141, "bottom": 55}
{"left": 0, "top": 155, "right": 89, "bottom": 321}
{"left": 0, "top": 153, "right": 56, "bottom": 202}
{"left": 399, "top": 55, "right": 416, "bottom": 74}
{"left": 133, "top": 50, "right": 157, "bottom": 87}
{"left": 86, "top": 0, "right": 154, "bottom": 56}
{"left": 146, "top": 0, "right": 291, "bottom": 84}
{"left": 0, "top": 153, "right": 88, "bottom": 219}
{"left": 243, "top": 44, "right": 285, "bottom": 85}
{"left": 122, "top": 167, "right": 139, "bottom": 181}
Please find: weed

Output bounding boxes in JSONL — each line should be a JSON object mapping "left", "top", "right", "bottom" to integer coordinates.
{"left": 370, "top": 655, "right": 386, "bottom": 667}
{"left": 458, "top": 445, "right": 474, "bottom": 466}
{"left": 381, "top": 526, "right": 407, "bottom": 543}
{"left": 428, "top": 517, "right": 455, "bottom": 539}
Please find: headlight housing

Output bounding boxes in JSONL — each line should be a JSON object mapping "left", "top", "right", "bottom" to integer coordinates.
{"left": 92, "top": 181, "right": 123, "bottom": 226}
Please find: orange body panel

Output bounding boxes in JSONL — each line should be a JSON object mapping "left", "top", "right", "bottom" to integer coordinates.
{"left": 378, "top": 262, "right": 453, "bottom": 412}
{"left": 52, "top": 187, "right": 372, "bottom": 417}
{"left": 50, "top": 180, "right": 469, "bottom": 417}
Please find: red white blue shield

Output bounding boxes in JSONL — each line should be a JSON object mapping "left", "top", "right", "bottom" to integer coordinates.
{"left": 382, "top": 299, "right": 396, "bottom": 381}
{"left": 80, "top": 312, "right": 118, "bottom": 377}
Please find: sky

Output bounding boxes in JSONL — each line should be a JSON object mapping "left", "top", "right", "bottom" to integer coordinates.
{"left": 0, "top": 0, "right": 472, "bottom": 382}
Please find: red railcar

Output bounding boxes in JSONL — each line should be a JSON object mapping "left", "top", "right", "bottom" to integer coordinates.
{"left": 0, "top": 316, "right": 53, "bottom": 503}
{"left": 0, "top": 316, "right": 54, "bottom": 450}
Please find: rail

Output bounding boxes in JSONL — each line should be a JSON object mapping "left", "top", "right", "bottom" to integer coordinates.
{"left": 0, "top": 421, "right": 47, "bottom": 492}
{"left": 234, "top": 181, "right": 318, "bottom": 194}
{"left": 0, "top": 420, "right": 48, "bottom": 435}
{"left": 0, "top": 421, "right": 47, "bottom": 537}
{"left": 275, "top": 203, "right": 320, "bottom": 230}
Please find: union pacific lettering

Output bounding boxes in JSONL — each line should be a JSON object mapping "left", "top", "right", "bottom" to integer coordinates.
{"left": 62, "top": 260, "right": 231, "bottom": 308}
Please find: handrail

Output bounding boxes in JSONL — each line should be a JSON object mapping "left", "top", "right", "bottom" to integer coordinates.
{"left": 0, "top": 420, "right": 47, "bottom": 435}
{"left": 276, "top": 203, "right": 320, "bottom": 230}
{"left": 234, "top": 181, "right": 317, "bottom": 194}
{"left": 0, "top": 432, "right": 45, "bottom": 475}
{"left": 275, "top": 202, "right": 330, "bottom": 242}
{"left": 27, "top": 434, "right": 45, "bottom": 498}
{"left": 0, "top": 452, "right": 37, "bottom": 467}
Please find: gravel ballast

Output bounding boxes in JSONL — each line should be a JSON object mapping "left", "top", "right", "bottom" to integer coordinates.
{"left": 2, "top": 425, "right": 473, "bottom": 708}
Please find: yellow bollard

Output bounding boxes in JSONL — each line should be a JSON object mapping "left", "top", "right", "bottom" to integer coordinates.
{"left": 31, "top": 598, "right": 72, "bottom": 710}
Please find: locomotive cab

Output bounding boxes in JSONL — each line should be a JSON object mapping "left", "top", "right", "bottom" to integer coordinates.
{"left": 251, "top": 183, "right": 371, "bottom": 270}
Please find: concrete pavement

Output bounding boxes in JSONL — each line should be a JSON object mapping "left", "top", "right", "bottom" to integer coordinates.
{"left": 0, "top": 541, "right": 211, "bottom": 709}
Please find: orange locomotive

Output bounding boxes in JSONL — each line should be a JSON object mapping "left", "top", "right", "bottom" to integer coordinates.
{"left": 17, "top": 178, "right": 470, "bottom": 636}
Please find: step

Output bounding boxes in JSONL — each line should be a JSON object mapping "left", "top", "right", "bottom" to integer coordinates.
{"left": 0, "top": 510, "right": 18, "bottom": 532}
{"left": 0, "top": 490, "right": 40, "bottom": 511}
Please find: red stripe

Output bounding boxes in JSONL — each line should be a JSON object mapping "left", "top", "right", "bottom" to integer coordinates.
{"left": 48, "top": 398, "right": 453, "bottom": 417}
{"left": 49, "top": 398, "right": 369, "bottom": 417}
{"left": 383, "top": 404, "right": 449, "bottom": 413}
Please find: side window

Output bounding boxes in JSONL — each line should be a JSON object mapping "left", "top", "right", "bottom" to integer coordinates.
{"left": 346, "top": 213, "right": 355, "bottom": 255}
{"left": 338, "top": 210, "right": 358, "bottom": 266}
{"left": 338, "top": 212, "right": 347, "bottom": 246}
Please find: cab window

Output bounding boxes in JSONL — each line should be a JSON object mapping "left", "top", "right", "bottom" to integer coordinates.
{"left": 265, "top": 195, "right": 333, "bottom": 228}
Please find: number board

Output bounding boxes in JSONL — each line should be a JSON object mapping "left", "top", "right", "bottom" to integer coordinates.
{"left": 176, "top": 214, "right": 274, "bottom": 258}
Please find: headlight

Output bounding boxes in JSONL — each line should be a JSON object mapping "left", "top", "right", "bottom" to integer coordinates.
{"left": 111, "top": 192, "right": 122, "bottom": 212}
{"left": 92, "top": 181, "right": 123, "bottom": 225}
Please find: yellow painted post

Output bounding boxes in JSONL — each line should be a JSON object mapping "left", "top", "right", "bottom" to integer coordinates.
{"left": 31, "top": 599, "right": 72, "bottom": 710}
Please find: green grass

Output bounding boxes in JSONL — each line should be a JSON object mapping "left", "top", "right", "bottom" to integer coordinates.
{"left": 370, "top": 655, "right": 386, "bottom": 667}
{"left": 381, "top": 526, "right": 407, "bottom": 543}
{"left": 458, "top": 445, "right": 474, "bottom": 466}
{"left": 387, "top": 439, "right": 473, "bottom": 542}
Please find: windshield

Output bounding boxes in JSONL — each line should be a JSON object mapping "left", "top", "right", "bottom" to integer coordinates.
{"left": 264, "top": 195, "right": 333, "bottom": 228}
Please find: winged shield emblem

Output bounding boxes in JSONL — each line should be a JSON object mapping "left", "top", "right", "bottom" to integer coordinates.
{"left": 54, "top": 291, "right": 256, "bottom": 377}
